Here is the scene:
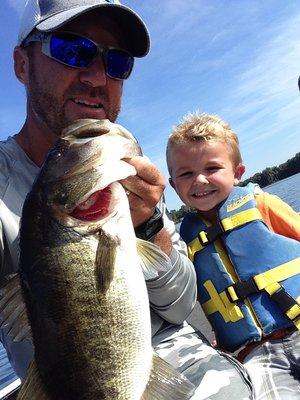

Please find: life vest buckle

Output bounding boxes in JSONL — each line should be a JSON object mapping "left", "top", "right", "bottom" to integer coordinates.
{"left": 269, "top": 287, "right": 295, "bottom": 311}
{"left": 202, "top": 280, "right": 244, "bottom": 322}
{"left": 292, "top": 315, "right": 300, "bottom": 330}
{"left": 198, "top": 222, "right": 224, "bottom": 246}
{"left": 268, "top": 286, "right": 300, "bottom": 322}
{"left": 228, "top": 277, "right": 260, "bottom": 301}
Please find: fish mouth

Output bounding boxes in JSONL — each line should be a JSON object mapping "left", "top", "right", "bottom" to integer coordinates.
{"left": 70, "top": 186, "right": 111, "bottom": 222}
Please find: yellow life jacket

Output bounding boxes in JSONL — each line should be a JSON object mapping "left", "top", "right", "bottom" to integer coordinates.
{"left": 180, "top": 184, "right": 300, "bottom": 352}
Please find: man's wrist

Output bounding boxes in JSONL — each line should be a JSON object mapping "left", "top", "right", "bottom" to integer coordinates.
{"left": 134, "top": 207, "right": 164, "bottom": 240}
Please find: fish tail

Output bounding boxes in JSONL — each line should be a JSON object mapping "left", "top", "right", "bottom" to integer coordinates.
{"left": 141, "top": 353, "right": 195, "bottom": 400}
{"left": 17, "top": 361, "right": 51, "bottom": 400}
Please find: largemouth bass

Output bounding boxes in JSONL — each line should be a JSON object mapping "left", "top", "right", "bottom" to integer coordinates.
{"left": 14, "top": 119, "right": 194, "bottom": 399}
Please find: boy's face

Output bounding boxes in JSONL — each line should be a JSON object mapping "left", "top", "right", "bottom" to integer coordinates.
{"left": 169, "top": 140, "right": 245, "bottom": 221}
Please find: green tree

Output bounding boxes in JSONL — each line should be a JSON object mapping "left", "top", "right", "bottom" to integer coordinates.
{"left": 240, "top": 153, "right": 299, "bottom": 188}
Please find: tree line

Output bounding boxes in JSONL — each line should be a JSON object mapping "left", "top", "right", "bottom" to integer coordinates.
{"left": 168, "top": 152, "right": 300, "bottom": 223}
{"left": 240, "top": 152, "right": 299, "bottom": 188}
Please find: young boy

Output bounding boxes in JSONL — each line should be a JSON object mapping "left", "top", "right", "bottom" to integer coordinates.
{"left": 166, "top": 112, "right": 300, "bottom": 399}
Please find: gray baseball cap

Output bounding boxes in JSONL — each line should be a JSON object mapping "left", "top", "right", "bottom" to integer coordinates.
{"left": 18, "top": 0, "right": 150, "bottom": 57}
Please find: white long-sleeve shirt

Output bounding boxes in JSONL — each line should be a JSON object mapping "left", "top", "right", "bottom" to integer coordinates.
{"left": 0, "top": 136, "right": 197, "bottom": 378}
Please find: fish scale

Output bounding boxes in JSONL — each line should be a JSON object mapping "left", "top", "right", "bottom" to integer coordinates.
{"left": 21, "top": 194, "right": 151, "bottom": 399}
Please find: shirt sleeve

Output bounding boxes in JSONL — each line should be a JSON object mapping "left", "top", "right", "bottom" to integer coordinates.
{"left": 255, "top": 192, "right": 300, "bottom": 240}
{"left": 0, "top": 220, "right": 4, "bottom": 277}
{"left": 145, "top": 198, "right": 197, "bottom": 325}
{"left": 0, "top": 223, "right": 33, "bottom": 380}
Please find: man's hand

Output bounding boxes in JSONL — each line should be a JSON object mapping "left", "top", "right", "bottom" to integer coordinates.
{"left": 120, "top": 156, "right": 165, "bottom": 228}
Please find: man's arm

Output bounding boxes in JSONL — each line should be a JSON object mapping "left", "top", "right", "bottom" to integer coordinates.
{"left": 121, "top": 157, "right": 197, "bottom": 325}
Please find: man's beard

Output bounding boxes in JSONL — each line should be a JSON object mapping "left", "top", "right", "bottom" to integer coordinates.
{"left": 28, "top": 85, "right": 67, "bottom": 136}
{"left": 27, "top": 62, "right": 121, "bottom": 136}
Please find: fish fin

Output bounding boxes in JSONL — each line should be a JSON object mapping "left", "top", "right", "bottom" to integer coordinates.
{"left": 17, "top": 360, "right": 51, "bottom": 400}
{"left": 0, "top": 273, "right": 32, "bottom": 342}
{"left": 141, "top": 353, "right": 195, "bottom": 400}
{"left": 95, "top": 231, "right": 119, "bottom": 293}
{"left": 136, "top": 239, "right": 170, "bottom": 280}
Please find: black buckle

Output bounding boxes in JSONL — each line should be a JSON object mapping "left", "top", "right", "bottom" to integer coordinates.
{"left": 269, "top": 287, "right": 298, "bottom": 314}
{"left": 229, "top": 278, "right": 260, "bottom": 300}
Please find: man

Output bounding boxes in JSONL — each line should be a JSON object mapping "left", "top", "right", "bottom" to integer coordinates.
{"left": 0, "top": 1, "right": 253, "bottom": 398}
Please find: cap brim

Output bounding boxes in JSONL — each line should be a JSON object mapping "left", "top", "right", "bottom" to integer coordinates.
{"left": 36, "top": 4, "right": 150, "bottom": 57}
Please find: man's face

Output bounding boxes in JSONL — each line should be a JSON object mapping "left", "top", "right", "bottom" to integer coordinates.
{"left": 26, "top": 12, "right": 124, "bottom": 135}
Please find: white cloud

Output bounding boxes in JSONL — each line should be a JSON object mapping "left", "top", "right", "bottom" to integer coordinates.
{"left": 214, "top": 11, "right": 300, "bottom": 157}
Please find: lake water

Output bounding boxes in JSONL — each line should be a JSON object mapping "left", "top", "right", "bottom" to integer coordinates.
{"left": 264, "top": 172, "right": 300, "bottom": 212}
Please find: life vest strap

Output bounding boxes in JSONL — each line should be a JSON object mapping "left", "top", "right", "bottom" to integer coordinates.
{"left": 188, "top": 237, "right": 204, "bottom": 262}
{"left": 265, "top": 287, "right": 300, "bottom": 330}
{"left": 253, "top": 259, "right": 300, "bottom": 290}
{"left": 188, "top": 208, "right": 262, "bottom": 261}
{"left": 226, "top": 258, "right": 300, "bottom": 329}
{"left": 226, "top": 278, "right": 260, "bottom": 301}
{"left": 269, "top": 287, "right": 299, "bottom": 311}
{"left": 221, "top": 208, "right": 263, "bottom": 231}
{"left": 203, "top": 279, "right": 300, "bottom": 328}
{"left": 226, "top": 259, "right": 300, "bottom": 301}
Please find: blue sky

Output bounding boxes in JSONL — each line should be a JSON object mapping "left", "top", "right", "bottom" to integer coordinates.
{"left": 1, "top": 1, "right": 300, "bottom": 210}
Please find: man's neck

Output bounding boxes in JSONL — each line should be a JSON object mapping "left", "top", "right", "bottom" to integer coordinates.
{"left": 15, "top": 119, "right": 57, "bottom": 167}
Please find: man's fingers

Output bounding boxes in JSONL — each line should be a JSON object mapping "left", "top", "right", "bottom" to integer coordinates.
{"left": 124, "top": 156, "right": 165, "bottom": 187}
{"left": 121, "top": 175, "right": 163, "bottom": 207}
{"left": 120, "top": 156, "right": 166, "bottom": 227}
{"left": 121, "top": 157, "right": 165, "bottom": 206}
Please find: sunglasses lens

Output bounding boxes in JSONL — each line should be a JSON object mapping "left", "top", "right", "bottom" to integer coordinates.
{"left": 50, "top": 34, "right": 97, "bottom": 68}
{"left": 49, "top": 33, "right": 134, "bottom": 80}
{"left": 106, "top": 49, "right": 134, "bottom": 80}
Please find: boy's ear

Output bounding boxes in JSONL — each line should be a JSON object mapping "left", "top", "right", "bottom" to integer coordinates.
{"left": 234, "top": 163, "right": 245, "bottom": 185}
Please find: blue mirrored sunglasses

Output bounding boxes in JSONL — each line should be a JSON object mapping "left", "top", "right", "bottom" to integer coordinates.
{"left": 23, "top": 31, "right": 134, "bottom": 80}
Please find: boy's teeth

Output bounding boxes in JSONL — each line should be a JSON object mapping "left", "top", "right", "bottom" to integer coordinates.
{"left": 193, "top": 191, "right": 213, "bottom": 197}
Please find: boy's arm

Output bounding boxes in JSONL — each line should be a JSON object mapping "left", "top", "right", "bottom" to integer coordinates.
{"left": 255, "top": 192, "right": 300, "bottom": 240}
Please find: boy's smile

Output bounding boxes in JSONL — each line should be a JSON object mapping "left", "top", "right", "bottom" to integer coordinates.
{"left": 169, "top": 140, "right": 245, "bottom": 222}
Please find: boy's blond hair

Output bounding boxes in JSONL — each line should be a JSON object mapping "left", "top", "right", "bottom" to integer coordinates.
{"left": 167, "top": 112, "right": 242, "bottom": 175}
